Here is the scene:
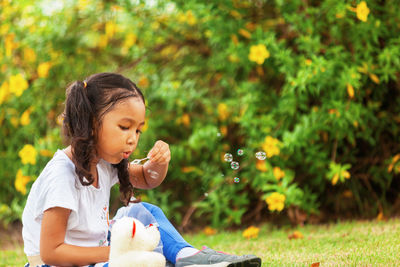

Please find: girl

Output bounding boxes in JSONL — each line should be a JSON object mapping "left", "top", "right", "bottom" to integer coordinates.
{"left": 22, "top": 72, "right": 261, "bottom": 267}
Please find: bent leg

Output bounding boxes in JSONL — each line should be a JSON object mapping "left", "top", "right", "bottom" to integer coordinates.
{"left": 141, "top": 202, "right": 193, "bottom": 264}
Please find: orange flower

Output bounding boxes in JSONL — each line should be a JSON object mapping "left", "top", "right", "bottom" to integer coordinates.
{"left": 261, "top": 136, "right": 281, "bottom": 158}
{"left": 347, "top": 83, "right": 355, "bottom": 99}
{"left": 273, "top": 167, "right": 285, "bottom": 180}
{"left": 256, "top": 160, "right": 268, "bottom": 172}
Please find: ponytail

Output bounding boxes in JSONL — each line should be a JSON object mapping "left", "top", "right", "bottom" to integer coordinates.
{"left": 63, "top": 81, "right": 96, "bottom": 185}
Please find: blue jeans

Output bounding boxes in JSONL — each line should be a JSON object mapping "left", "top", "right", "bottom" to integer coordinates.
{"left": 113, "top": 202, "right": 192, "bottom": 264}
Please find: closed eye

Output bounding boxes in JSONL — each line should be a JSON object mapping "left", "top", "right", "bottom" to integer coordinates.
{"left": 119, "top": 125, "right": 129, "bottom": 130}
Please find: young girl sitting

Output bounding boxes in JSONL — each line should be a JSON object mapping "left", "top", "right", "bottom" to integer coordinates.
{"left": 22, "top": 72, "right": 262, "bottom": 267}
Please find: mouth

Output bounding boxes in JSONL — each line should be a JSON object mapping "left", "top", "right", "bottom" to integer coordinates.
{"left": 123, "top": 151, "right": 132, "bottom": 159}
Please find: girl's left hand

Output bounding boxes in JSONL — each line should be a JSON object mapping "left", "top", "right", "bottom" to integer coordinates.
{"left": 147, "top": 140, "right": 171, "bottom": 165}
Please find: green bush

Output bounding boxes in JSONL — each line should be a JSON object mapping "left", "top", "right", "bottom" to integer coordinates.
{"left": 1, "top": 0, "right": 399, "bottom": 228}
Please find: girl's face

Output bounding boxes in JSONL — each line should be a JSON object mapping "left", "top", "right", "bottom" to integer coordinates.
{"left": 96, "top": 97, "right": 146, "bottom": 164}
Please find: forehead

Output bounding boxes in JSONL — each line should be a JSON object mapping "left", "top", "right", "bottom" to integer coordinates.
{"left": 103, "top": 97, "right": 146, "bottom": 121}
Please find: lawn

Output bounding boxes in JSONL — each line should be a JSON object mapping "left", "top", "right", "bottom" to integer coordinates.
{"left": 1, "top": 219, "right": 399, "bottom": 266}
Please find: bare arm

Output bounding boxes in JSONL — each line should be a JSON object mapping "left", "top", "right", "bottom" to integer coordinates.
{"left": 40, "top": 207, "right": 110, "bottom": 266}
{"left": 129, "top": 140, "right": 170, "bottom": 189}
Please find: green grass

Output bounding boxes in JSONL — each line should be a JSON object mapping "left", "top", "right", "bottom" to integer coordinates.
{"left": 2, "top": 219, "right": 399, "bottom": 266}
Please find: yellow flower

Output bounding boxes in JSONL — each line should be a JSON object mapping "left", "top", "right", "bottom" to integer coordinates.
{"left": 219, "top": 125, "right": 228, "bottom": 137}
{"left": 273, "top": 167, "right": 285, "bottom": 180}
{"left": 341, "top": 170, "right": 351, "bottom": 179}
{"left": 218, "top": 103, "right": 229, "bottom": 121}
{"left": 231, "top": 34, "right": 239, "bottom": 45}
{"left": 305, "top": 59, "right": 312, "bottom": 66}
{"left": 20, "top": 107, "right": 33, "bottom": 126}
{"left": 331, "top": 173, "right": 339, "bottom": 185}
{"left": 138, "top": 76, "right": 149, "bottom": 88}
{"left": 39, "top": 149, "right": 54, "bottom": 157}
{"left": 242, "top": 226, "right": 260, "bottom": 239}
{"left": 123, "top": 33, "right": 137, "bottom": 49}
{"left": 177, "top": 113, "right": 190, "bottom": 127}
{"left": 37, "top": 62, "right": 52, "bottom": 78}
{"left": 261, "top": 136, "right": 281, "bottom": 158}
{"left": 186, "top": 10, "right": 197, "bottom": 25}
{"left": 0, "top": 81, "right": 10, "bottom": 105}
{"left": 356, "top": 1, "right": 370, "bottom": 22}
{"left": 23, "top": 47, "right": 37, "bottom": 63}
{"left": 19, "top": 144, "right": 37, "bottom": 165}
{"left": 256, "top": 160, "right": 268, "bottom": 172}
{"left": 9, "top": 73, "right": 29, "bottom": 97}
{"left": 238, "top": 29, "right": 251, "bottom": 39}
{"left": 347, "top": 83, "right": 355, "bottom": 99}
{"left": 105, "top": 21, "right": 117, "bottom": 38}
{"left": 266, "top": 192, "right": 285, "bottom": 212}
{"left": 369, "top": 73, "right": 380, "bottom": 84}
{"left": 248, "top": 44, "right": 270, "bottom": 65}
{"left": 15, "top": 169, "right": 31, "bottom": 195}
{"left": 288, "top": 230, "right": 304, "bottom": 240}
{"left": 203, "top": 226, "right": 217, "bottom": 236}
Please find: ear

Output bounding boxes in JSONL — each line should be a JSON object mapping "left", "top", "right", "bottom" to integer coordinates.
{"left": 132, "top": 219, "right": 136, "bottom": 238}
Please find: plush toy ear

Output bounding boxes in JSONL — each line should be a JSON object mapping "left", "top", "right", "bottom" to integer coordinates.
{"left": 132, "top": 220, "right": 136, "bottom": 238}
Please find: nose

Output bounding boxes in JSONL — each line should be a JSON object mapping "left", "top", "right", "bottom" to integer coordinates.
{"left": 127, "top": 131, "right": 138, "bottom": 146}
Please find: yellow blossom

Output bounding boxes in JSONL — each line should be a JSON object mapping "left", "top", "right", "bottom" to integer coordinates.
{"left": 242, "top": 226, "right": 260, "bottom": 239}
{"left": 231, "top": 34, "right": 239, "bottom": 45}
{"left": 261, "top": 136, "right": 281, "bottom": 158}
{"left": 288, "top": 230, "right": 304, "bottom": 240}
{"left": 341, "top": 170, "right": 351, "bottom": 179}
{"left": 369, "top": 73, "right": 380, "bottom": 84}
{"left": 123, "top": 33, "right": 137, "bottom": 49}
{"left": 138, "top": 76, "right": 149, "bottom": 88}
{"left": 219, "top": 125, "right": 228, "bottom": 137}
{"left": 181, "top": 166, "right": 197, "bottom": 173}
{"left": 273, "top": 167, "right": 285, "bottom": 180}
{"left": 39, "top": 149, "right": 54, "bottom": 157}
{"left": 305, "top": 59, "right": 312, "bottom": 66}
{"left": 0, "top": 81, "right": 10, "bottom": 105}
{"left": 19, "top": 144, "right": 37, "bottom": 165}
{"left": 20, "top": 107, "right": 33, "bottom": 126}
{"left": 10, "top": 116, "right": 19, "bottom": 127}
{"left": 218, "top": 103, "right": 229, "bottom": 121}
{"left": 15, "top": 169, "right": 31, "bottom": 195}
{"left": 248, "top": 44, "right": 270, "bottom": 65}
{"left": 177, "top": 113, "right": 190, "bottom": 127}
{"left": 388, "top": 154, "right": 400, "bottom": 172}
{"left": 256, "top": 160, "right": 268, "bottom": 172}
{"left": 266, "top": 192, "right": 285, "bottom": 212}
{"left": 186, "top": 10, "right": 197, "bottom": 25}
{"left": 105, "top": 21, "right": 117, "bottom": 38}
{"left": 24, "top": 47, "right": 37, "bottom": 63}
{"left": 331, "top": 173, "right": 339, "bottom": 185}
{"left": 9, "top": 73, "right": 29, "bottom": 97}
{"left": 347, "top": 83, "right": 355, "bottom": 98}
{"left": 37, "top": 62, "right": 52, "bottom": 78}
{"left": 238, "top": 29, "right": 251, "bottom": 39}
{"left": 203, "top": 226, "right": 217, "bottom": 236}
{"left": 5, "top": 33, "right": 16, "bottom": 57}
{"left": 356, "top": 1, "right": 370, "bottom": 22}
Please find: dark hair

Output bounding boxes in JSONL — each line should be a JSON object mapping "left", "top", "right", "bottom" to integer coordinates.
{"left": 62, "top": 72, "right": 145, "bottom": 205}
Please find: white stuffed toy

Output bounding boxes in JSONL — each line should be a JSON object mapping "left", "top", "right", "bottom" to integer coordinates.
{"left": 109, "top": 216, "right": 166, "bottom": 267}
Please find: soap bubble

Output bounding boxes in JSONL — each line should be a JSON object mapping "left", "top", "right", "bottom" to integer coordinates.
{"left": 204, "top": 192, "right": 209, "bottom": 197}
{"left": 217, "top": 132, "right": 221, "bottom": 137}
{"left": 237, "top": 149, "right": 244, "bottom": 156}
{"left": 147, "top": 169, "right": 159, "bottom": 179}
{"left": 255, "top": 151, "right": 266, "bottom": 160}
{"left": 224, "top": 153, "right": 233, "bottom": 162}
{"left": 234, "top": 177, "right": 240, "bottom": 183}
{"left": 230, "top": 161, "right": 239, "bottom": 170}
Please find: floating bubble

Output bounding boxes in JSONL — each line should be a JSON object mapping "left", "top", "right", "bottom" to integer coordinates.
{"left": 234, "top": 177, "right": 240, "bottom": 183}
{"left": 237, "top": 149, "right": 244, "bottom": 156}
{"left": 147, "top": 169, "right": 159, "bottom": 179}
{"left": 217, "top": 132, "right": 221, "bottom": 137}
{"left": 224, "top": 153, "right": 233, "bottom": 162}
{"left": 231, "top": 161, "right": 239, "bottom": 170}
{"left": 255, "top": 151, "right": 266, "bottom": 160}
{"left": 204, "top": 192, "right": 209, "bottom": 197}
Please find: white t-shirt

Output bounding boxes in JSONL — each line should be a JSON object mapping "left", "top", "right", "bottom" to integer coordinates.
{"left": 22, "top": 149, "right": 119, "bottom": 257}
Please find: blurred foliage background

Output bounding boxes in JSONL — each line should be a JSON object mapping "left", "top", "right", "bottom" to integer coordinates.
{"left": 1, "top": 0, "right": 399, "bottom": 230}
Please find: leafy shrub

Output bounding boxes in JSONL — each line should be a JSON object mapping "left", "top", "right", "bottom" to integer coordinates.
{"left": 1, "top": 0, "right": 399, "bottom": 228}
